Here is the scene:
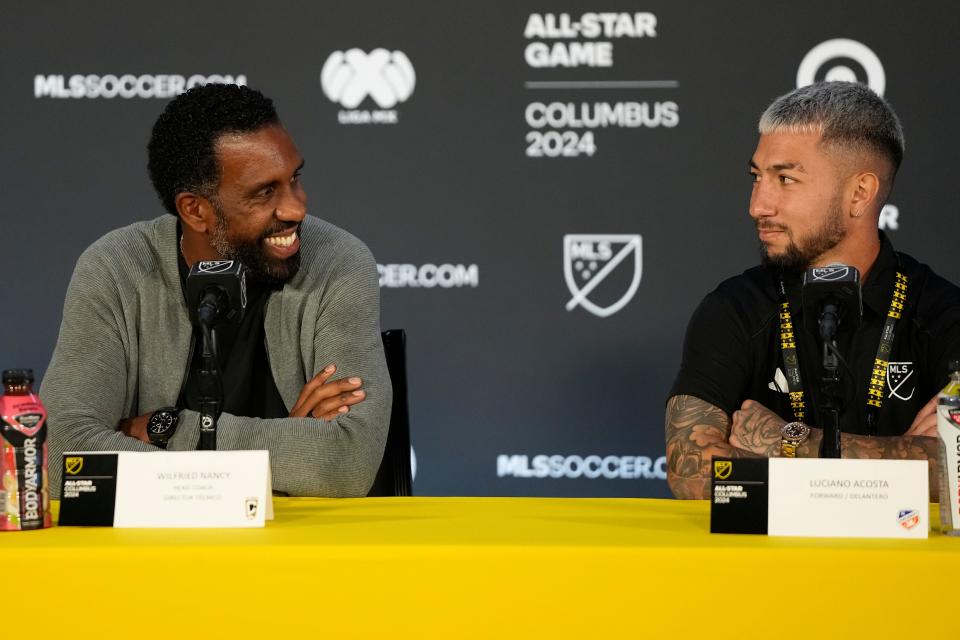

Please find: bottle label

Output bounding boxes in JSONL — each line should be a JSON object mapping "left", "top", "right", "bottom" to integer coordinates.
{"left": 1, "top": 394, "right": 50, "bottom": 531}
{"left": 937, "top": 401, "right": 960, "bottom": 530}
{"left": 17, "top": 432, "right": 42, "bottom": 523}
{"left": 947, "top": 408, "right": 960, "bottom": 428}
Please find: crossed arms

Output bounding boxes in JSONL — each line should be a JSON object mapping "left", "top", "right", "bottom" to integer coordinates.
{"left": 42, "top": 231, "right": 390, "bottom": 498}
{"left": 664, "top": 394, "right": 941, "bottom": 500}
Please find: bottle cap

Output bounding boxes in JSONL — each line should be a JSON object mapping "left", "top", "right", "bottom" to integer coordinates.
{"left": 2, "top": 369, "right": 34, "bottom": 385}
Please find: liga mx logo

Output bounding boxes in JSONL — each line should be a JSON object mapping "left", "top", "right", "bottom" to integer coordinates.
{"left": 321, "top": 49, "right": 416, "bottom": 109}
{"left": 797, "top": 38, "right": 886, "bottom": 96}
{"left": 564, "top": 234, "right": 642, "bottom": 318}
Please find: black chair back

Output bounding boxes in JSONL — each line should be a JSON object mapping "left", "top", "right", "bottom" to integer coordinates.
{"left": 367, "top": 329, "right": 414, "bottom": 496}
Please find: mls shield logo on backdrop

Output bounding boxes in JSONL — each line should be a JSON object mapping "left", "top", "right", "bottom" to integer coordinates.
{"left": 563, "top": 234, "right": 642, "bottom": 318}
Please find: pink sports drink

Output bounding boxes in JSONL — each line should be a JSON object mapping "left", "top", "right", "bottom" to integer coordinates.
{"left": 1, "top": 369, "right": 51, "bottom": 530}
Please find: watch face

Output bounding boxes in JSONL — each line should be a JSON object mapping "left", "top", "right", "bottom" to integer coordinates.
{"left": 148, "top": 412, "right": 174, "bottom": 435}
{"left": 782, "top": 422, "right": 809, "bottom": 440}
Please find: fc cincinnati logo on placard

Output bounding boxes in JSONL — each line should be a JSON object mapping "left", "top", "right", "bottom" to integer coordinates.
{"left": 563, "top": 234, "right": 642, "bottom": 318}
{"left": 897, "top": 509, "right": 919, "bottom": 530}
{"left": 886, "top": 362, "right": 915, "bottom": 400}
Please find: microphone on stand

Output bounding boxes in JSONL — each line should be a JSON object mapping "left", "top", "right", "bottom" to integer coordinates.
{"left": 801, "top": 264, "right": 863, "bottom": 458}
{"left": 186, "top": 260, "right": 248, "bottom": 328}
{"left": 801, "top": 263, "right": 862, "bottom": 340}
{"left": 185, "top": 260, "right": 248, "bottom": 451}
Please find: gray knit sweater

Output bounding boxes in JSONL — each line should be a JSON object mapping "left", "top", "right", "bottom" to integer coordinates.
{"left": 41, "top": 214, "right": 390, "bottom": 498}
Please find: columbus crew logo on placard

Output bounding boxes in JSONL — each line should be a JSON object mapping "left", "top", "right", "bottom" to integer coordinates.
{"left": 245, "top": 497, "right": 259, "bottom": 520}
{"left": 797, "top": 38, "right": 886, "bottom": 96}
{"left": 563, "top": 234, "right": 641, "bottom": 318}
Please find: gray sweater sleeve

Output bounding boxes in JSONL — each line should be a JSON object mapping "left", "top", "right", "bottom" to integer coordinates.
{"left": 169, "top": 246, "right": 391, "bottom": 497}
{"left": 42, "top": 245, "right": 160, "bottom": 498}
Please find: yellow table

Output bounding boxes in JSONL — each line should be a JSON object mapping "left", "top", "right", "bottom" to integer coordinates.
{"left": 2, "top": 498, "right": 956, "bottom": 638}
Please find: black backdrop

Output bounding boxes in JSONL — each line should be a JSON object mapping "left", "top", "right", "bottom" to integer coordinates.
{"left": 2, "top": 1, "right": 958, "bottom": 497}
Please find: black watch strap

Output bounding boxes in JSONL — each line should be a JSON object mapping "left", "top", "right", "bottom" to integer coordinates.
{"left": 147, "top": 407, "right": 180, "bottom": 449}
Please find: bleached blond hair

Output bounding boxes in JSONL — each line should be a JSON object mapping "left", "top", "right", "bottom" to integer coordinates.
{"left": 759, "top": 81, "right": 904, "bottom": 176}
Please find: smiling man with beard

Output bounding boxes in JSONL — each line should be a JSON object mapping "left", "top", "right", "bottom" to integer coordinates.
{"left": 665, "top": 82, "right": 960, "bottom": 499}
{"left": 41, "top": 84, "right": 391, "bottom": 497}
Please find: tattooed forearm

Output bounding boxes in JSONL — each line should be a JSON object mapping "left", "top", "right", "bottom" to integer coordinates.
{"left": 665, "top": 395, "right": 758, "bottom": 500}
{"left": 667, "top": 394, "right": 942, "bottom": 500}
{"left": 729, "top": 400, "right": 785, "bottom": 457}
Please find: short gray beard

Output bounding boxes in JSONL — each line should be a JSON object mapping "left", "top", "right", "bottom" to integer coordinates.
{"left": 209, "top": 201, "right": 301, "bottom": 287}
{"left": 210, "top": 206, "right": 232, "bottom": 259}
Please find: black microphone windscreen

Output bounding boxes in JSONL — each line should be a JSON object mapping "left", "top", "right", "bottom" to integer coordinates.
{"left": 801, "top": 264, "right": 862, "bottom": 334}
{"left": 185, "top": 260, "right": 248, "bottom": 326}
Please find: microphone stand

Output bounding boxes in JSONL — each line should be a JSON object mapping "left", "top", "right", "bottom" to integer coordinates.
{"left": 197, "top": 319, "right": 221, "bottom": 451}
{"left": 818, "top": 302, "right": 842, "bottom": 458}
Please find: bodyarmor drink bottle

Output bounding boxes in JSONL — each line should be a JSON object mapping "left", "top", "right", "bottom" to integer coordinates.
{"left": 937, "top": 360, "right": 960, "bottom": 536}
{"left": 0, "top": 369, "right": 51, "bottom": 531}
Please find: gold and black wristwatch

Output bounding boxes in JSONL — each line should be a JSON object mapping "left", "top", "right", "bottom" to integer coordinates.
{"left": 779, "top": 421, "right": 810, "bottom": 458}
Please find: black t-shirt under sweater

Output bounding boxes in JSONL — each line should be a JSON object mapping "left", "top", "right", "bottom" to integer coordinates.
{"left": 176, "top": 243, "right": 287, "bottom": 420}
{"left": 670, "top": 234, "right": 960, "bottom": 436}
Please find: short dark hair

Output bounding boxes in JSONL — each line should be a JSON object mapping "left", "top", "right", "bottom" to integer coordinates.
{"left": 147, "top": 84, "right": 279, "bottom": 216}
{"left": 759, "top": 81, "right": 905, "bottom": 176}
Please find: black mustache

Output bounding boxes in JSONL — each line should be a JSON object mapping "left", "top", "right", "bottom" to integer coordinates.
{"left": 261, "top": 222, "right": 300, "bottom": 240}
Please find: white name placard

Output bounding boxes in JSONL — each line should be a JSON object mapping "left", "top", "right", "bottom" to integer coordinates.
{"left": 768, "top": 458, "right": 928, "bottom": 538}
{"left": 113, "top": 450, "right": 273, "bottom": 528}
